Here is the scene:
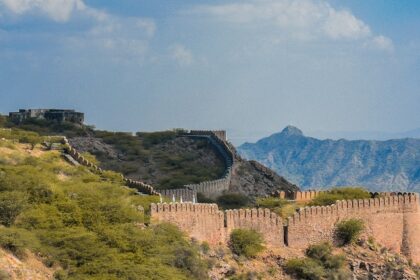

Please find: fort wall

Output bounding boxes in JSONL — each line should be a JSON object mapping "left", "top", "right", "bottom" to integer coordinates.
{"left": 225, "top": 208, "right": 284, "bottom": 247}
{"left": 151, "top": 203, "right": 225, "bottom": 245}
{"left": 151, "top": 193, "right": 420, "bottom": 263}
{"left": 178, "top": 130, "right": 234, "bottom": 199}
{"left": 286, "top": 194, "right": 419, "bottom": 255}
{"left": 151, "top": 203, "right": 284, "bottom": 248}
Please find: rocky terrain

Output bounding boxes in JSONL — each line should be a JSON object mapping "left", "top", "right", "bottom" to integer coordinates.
{"left": 69, "top": 132, "right": 298, "bottom": 197}
{"left": 203, "top": 239, "right": 420, "bottom": 280}
{"left": 238, "top": 126, "right": 420, "bottom": 192}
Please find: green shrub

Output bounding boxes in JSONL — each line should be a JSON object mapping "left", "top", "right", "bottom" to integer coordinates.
{"left": 306, "top": 242, "right": 332, "bottom": 261}
{"left": 285, "top": 242, "right": 349, "bottom": 280}
{"left": 335, "top": 219, "right": 364, "bottom": 245}
{"left": 0, "top": 227, "right": 39, "bottom": 259}
{"left": 255, "top": 197, "right": 298, "bottom": 218}
{"left": 285, "top": 258, "right": 325, "bottom": 280}
{"left": 308, "top": 187, "right": 370, "bottom": 206}
{"left": 217, "top": 193, "right": 250, "bottom": 209}
{"left": 0, "top": 191, "right": 28, "bottom": 226}
{"left": 197, "top": 193, "right": 216, "bottom": 204}
{"left": 229, "top": 229, "right": 265, "bottom": 258}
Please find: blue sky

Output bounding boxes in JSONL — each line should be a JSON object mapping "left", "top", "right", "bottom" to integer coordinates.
{"left": 0, "top": 0, "right": 419, "bottom": 144}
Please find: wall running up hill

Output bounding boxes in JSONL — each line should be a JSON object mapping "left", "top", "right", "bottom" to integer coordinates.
{"left": 160, "top": 130, "right": 234, "bottom": 201}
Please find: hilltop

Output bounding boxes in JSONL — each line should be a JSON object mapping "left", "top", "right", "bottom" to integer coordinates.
{"left": 2, "top": 116, "right": 298, "bottom": 199}
{"left": 238, "top": 126, "right": 420, "bottom": 192}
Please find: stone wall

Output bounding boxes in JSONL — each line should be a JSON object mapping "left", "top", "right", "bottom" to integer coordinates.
{"left": 286, "top": 193, "right": 419, "bottom": 258}
{"left": 151, "top": 202, "right": 284, "bottom": 248}
{"left": 179, "top": 130, "right": 234, "bottom": 199}
{"left": 151, "top": 203, "right": 225, "bottom": 245}
{"left": 151, "top": 193, "right": 420, "bottom": 263}
{"left": 62, "top": 137, "right": 160, "bottom": 196}
{"left": 281, "top": 190, "right": 413, "bottom": 202}
{"left": 225, "top": 208, "right": 284, "bottom": 247}
{"left": 160, "top": 189, "right": 197, "bottom": 203}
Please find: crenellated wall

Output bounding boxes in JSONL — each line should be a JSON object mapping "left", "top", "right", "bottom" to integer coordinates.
{"left": 178, "top": 130, "right": 234, "bottom": 199}
{"left": 286, "top": 193, "right": 419, "bottom": 260}
{"left": 160, "top": 189, "right": 197, "bottom": 203}
{"left": 151, "top": 203, "right": 225, "bottom": 245}
{"left": 151, "top": 203, "right": 284, "bottom": 248}
{"left": 151, "top": 193, "right": 420, "bottom": 263}
{"left": 225, "top": 208, "right": 284, "bottom": 247}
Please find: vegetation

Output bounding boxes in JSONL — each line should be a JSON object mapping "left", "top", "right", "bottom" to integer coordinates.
{"left": 285, "top": 242, "right": 349, "bottom": 280}
{"left": 0, "top": 136, "right": 208, "bottom": 279}
{"left": 90, "top": 130, "right": 225, "bottom": 189}
{"left": 335, "top": 219, "right": 365, "bottom": 245}
{"left": 229, "top": 229, "right": 265, "bottom": 258}
{"left": 256, "top": 197, "right": 298, "bottom": 218}
{"left": 217, "top": 193, "right": 251, "bottom": 209}
{"left": 308, "top": 187, "right": 371, "bottom": 206}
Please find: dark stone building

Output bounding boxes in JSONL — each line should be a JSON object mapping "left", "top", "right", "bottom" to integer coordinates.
{"left": 9, "top": 109, "right": 84, "bottom": 124}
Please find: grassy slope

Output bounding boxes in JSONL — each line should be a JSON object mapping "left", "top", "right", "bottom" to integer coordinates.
{"left": 4, "top": 118, "right": 225, "bottom": 189}
{"left": 0, "top": 127, "right": 208, "bottom": 279}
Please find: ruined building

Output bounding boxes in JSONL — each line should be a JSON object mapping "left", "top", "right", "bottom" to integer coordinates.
{"left": 9, "top": 109, "right": 84, "bottom": 124}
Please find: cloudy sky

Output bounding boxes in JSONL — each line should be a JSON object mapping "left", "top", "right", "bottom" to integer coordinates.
{"left": 0, "top": 0, "right": 419, "bottom": 144}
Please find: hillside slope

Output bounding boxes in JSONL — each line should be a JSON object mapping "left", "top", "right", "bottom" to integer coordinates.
{"left": 238, "top": 126, "right": 420, "bottom": 192}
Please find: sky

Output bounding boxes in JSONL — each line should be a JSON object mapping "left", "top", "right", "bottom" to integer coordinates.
{"left": 0, "top": 0, "right": 419, "bottom": 144}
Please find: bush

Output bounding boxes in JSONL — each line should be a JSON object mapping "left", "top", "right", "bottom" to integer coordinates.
{"left": 306, "top": 242, "right": 332, "bottom": 261}
{"left": 255, "top": 197, "right": 298, "bottom": 218}
{"left": 0, "top": 191, "right": 28, "bottom": 226}
{"left": 217, "top": 193, "right": 250, "bottom": 209}
{"left": 335, "top": 219, "right": 364, "bottom": 245}
{"left": 229, "top": 229, "right": 265, "bottom": 258}
{"left": 285, "top": 258, "right": 325, "bottom": 280}
{"left": 0, "top": 227, "right": 39, "bottom": 259}
{"left": 308, "top": 187, "right": 370, "bottom": 206}
{"left": 197, "top": 193, "right": 215, "bottom": 204}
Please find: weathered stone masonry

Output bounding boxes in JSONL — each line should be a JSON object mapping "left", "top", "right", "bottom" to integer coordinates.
{"left": 151, "top": 193, "right": 420, "bottom": 263}
{"left": 151, "top": 203, "right": 283, "bottom": 247}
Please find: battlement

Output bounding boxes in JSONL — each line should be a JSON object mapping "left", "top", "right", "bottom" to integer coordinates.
{"left": 151, "top": 193, "right": 420, "bottom": 263}
{"left": 151, "top": 202, "right": 284, "bottom": 247}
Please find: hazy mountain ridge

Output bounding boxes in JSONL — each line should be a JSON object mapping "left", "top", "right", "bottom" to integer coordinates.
{"left": 238, "top": 126, "right": 420, "bottom": 192}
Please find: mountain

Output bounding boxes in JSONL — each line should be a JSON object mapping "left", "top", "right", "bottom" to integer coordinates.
{"left": 238, "top": 126, "right": 420, "bottom": 192}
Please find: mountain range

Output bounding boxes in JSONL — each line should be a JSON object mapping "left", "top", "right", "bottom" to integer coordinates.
{"left": 238, "top": 126, "right": 420, "bottom": 192}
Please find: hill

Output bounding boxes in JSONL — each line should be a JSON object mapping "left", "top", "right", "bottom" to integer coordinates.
{"left": 3, "top": 117, "right": 298, "bottom": 198}
{"left": 0, "top": 128, "right": 209, "bottom": 279}
{"left": 238, "top": 126, "right": 420, "bottom": 192}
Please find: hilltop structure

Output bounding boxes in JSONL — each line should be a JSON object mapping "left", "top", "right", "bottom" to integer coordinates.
{"left": 9, "top": 109, "right": 84, "bottom": 124}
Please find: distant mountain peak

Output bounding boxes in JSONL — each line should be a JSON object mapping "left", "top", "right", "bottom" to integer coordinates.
{"left": 281, "top": 125, "right": 303, "bottom": 137}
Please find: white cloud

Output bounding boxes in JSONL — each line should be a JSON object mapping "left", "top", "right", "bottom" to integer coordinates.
{"left": 0, "top": 0, "right": 157, "bottom": 62}
{"left": 368, "top": 35, "right": 394, "bottom": 52}
{"left": 189, "top": 0, "right": 392, "bottom": 50}
{"left": 0, "top": 0, "right": 86, "bottom": 22}
{"left": 169, "top": 44, "right": 194, "bottom": 66}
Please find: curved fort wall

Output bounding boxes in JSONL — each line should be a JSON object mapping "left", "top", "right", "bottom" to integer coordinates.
{"left": 151, "top": 192, "right": 420, "bottom": 263}
{"left": 183, "top": 130, "right": 233, "bottom": 198}
{"left": 160, "top": 130, "right": 234, "bottom": 201}
{"left": 61, "top": 129, "right": 234, "bottom": 200}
